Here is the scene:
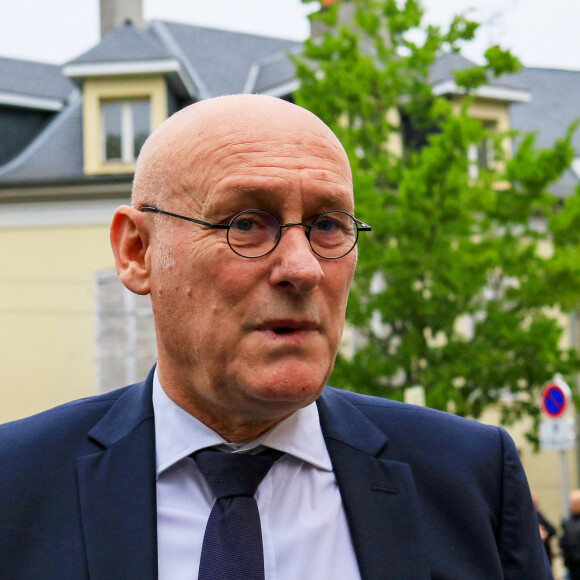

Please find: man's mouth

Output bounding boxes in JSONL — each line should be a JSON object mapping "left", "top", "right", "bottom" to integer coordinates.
{"left": 255, "top": 320, "right": 319, "bottom": 341}
{"left": 258, "top": 320, "right": 318, "bottom": 331}
{"left": 273, "top": 327, "right": 296, "bottom": 335}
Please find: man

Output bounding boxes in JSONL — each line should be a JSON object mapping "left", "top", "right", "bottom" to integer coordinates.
{"left": 561, "top": 489, "right": 580, "bottom": 579}
{"left": 0, "top": 95, "right": 550, "bottom": 579}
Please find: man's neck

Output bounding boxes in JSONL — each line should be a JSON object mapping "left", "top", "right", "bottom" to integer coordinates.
{"left": 156, "top": 372, "right": 297, "bottom": 442}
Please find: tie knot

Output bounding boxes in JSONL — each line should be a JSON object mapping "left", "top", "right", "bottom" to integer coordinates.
{"left": 194, "top": 448, "right": 283, "bottom": 499}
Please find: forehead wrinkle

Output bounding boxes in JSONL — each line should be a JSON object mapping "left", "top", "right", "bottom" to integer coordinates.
{"left": 217, "top": 164, "right": 350, "bottom": 182}
{"left": 198, "top": 149, "right": 352, "bottom": 205}
{"left": 200, "top": 117, "right": 348, "bottom": 161}
{"left": 204, "top": 141, "right": 347, "bottom": 173}
{"left": 213, "top": 168, "right": 351, "bottom": 196}
{"left": 297, "top": 165, "right": 353, "bottom": 210}
{"left": 221, "top": 184, "right": 351, "bottom": 204}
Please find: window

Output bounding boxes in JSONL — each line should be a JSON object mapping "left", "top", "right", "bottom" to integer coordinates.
{"left": 95, "top": 270, "right": 156, "bottom": 393}
{"left": 101, "top": 99, "right": 150, "bottom": 163}
{"left": 468, "top": 120, "right": 497, "bottom": 179}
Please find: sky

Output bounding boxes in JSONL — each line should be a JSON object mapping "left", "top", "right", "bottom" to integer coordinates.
{"left": 1, "top": 0, "right": 579, "bottom": 70}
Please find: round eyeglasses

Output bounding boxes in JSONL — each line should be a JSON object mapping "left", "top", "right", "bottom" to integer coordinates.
{"left": 140, "top": 206, "right": 372, "bottom": 259}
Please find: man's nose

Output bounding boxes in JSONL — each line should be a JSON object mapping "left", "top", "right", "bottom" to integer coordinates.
{"left": 269, "top": 226, "right": 324, "bottom": 292}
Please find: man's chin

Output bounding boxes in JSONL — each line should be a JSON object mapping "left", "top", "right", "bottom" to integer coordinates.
{"left": 240, "top": 365, "right": 330, "bottom": 408}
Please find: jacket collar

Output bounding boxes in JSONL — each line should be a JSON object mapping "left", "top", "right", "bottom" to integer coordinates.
{"left": 88, "top": 366, "right": 156, "bottom": 448}
{"left": 317, "top": 386, "right": 388, "bottom": 454}
{"left": 317, "top": 387, "right": 430, "bottom": 580}
{"left": 77, "top": 368, "right": 158, "bottom": 580}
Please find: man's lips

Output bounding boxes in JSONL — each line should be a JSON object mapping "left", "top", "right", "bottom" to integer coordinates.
{"left": 255, "top": 320, "right": 319, "bottom": 334}
{"left": 252, "top": 320, "right": 321, "bottom": 344}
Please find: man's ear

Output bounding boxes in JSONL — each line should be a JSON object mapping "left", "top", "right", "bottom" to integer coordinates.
{"left": 110, "top": 205, "right": 152, "bottom": 295}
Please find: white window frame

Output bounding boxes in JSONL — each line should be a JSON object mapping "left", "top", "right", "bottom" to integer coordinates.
{"left": 101, "top": 99, "right": 150, "bottom": 164}
{"left": 468, "top": 121, "right": 497, "bottom": 179}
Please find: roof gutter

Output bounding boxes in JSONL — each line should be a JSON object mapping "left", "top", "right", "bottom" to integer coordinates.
{"left": 0, "top": 91, "right": 65, "bottom": 111}
{"left": 432, "top": 80, "right": 532, "bottom": 103}
{"left": 0, "top": 176, "right": 132, "bottom": 204}
{"left": 63, "top": 58, "right": 182, "bottom": 78}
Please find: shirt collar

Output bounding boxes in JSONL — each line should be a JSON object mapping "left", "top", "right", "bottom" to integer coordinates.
{"left": 152, "top": 370, "right": 333, "bottom": 477}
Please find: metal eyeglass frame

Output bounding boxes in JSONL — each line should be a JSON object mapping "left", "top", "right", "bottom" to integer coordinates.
{"left": 139, "top": 205, "right": 372, "bottom": 259}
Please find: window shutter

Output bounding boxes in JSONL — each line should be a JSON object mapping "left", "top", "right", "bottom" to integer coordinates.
{"left": 95, "top": 269, "right": 156, "bottom": 393}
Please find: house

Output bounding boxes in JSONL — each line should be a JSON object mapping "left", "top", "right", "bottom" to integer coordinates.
{"left": 429, "top": 53, "right": 580, "bottom": 192}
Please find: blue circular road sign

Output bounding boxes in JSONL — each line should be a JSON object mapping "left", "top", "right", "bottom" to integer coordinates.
{"left": 541, "top": 382, "right": 569, "bottom": 418}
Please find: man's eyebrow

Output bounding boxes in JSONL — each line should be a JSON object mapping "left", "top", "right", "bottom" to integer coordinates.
{"left": 220, "top": 195, "right": 354, "bottom": 218}
{"left": 228, "top": 184, "right": 353, "bottom": 203}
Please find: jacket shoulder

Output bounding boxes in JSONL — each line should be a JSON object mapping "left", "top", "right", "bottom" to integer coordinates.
{"left": 325, "top": 385, "right": 495, "bottom": 426}
{"left": 322, "top": 385, "right": 506, "bottom": 451}
{"left": 0, "top": 384, "right": 132, "bottom": 452}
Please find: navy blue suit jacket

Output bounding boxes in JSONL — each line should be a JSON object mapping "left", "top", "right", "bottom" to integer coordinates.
{"left": 0, "top": 368, "right": 551, "bottom": 579}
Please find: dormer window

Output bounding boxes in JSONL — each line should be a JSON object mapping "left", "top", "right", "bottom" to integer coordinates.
{"left": 468, "top": 120, "right": 498, "bottom": 179}
{"left": 101, "top": 99, "right": 150, "bottom": 163}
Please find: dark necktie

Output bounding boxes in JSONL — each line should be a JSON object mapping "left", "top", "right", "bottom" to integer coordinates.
{"left": 193, "top": 447, "right": 283, "bottom": 580}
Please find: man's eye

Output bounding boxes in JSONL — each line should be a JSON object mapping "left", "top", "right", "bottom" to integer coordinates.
{"left": 231, "top": 211, "right": 274, "bottom": 233}
{"left": 314, "top": 218, "right": 338, "bottom": 232}
{"left": 234, "top": 218, "right": 255, "bottom": 232}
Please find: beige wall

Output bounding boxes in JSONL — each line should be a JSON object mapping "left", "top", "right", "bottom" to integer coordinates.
{"left": 0, "top": 222, "right": 116, "bottom": 422}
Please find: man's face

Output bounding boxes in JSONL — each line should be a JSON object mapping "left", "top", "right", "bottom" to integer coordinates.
{"left": 144, "top": 99, "right": 356, "bottom": 433}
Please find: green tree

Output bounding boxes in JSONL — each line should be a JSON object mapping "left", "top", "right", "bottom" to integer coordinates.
{"left": 294, "top": 0, "right": 580, "bottom": 437}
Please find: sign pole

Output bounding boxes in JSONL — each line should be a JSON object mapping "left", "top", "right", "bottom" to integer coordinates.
{"left": 561, "top": 449, "right": 570, "bottom": 519}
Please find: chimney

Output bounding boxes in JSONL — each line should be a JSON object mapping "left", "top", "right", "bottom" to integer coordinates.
{"left": 310, "top": 0, "right": 391, "bottom": 51}
{"left": 100, "top": 0, "right": 144, "bottom": 37}
{"left": 310, "top": 0, "right": 356, "bottom": 39}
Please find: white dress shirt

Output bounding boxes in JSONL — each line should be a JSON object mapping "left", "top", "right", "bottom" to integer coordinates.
{"left": 153, "top": 372, "right": 361, "bottom": 580}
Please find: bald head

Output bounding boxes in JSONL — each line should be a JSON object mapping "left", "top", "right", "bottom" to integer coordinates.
{"left": 132, "top": 94, "right": 350, "bottom": 209}
{"left": 570, "top": 490, "right": 580, "bottom": 515}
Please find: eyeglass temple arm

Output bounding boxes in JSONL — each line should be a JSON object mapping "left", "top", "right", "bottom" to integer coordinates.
{"left": 354, "top": 218, "right": 372, "bottom": 231}
{"left": 139, "top": 206, "right": 229, "bottom": 229}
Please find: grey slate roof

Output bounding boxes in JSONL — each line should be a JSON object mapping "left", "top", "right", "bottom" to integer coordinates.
{"left": 68, "top": 21, "right": 173, "bottom": 64}
{"left": 429, "top": 52, "right": 475, "bottom": 85}
{"left": 248, "top": 46, "right": 301, "bottom": 95}
{"left": 158, "top": 20, "right": 296, "bottom": 96}
{"left": 429, "top": 52, "right": 525, "bottom": 92}
{"left": 0, "top": 92, "right": 84, "bottom": 183}
{"left": 509, "top": 68, "right": 580, "bottom": 150}
{"left": 0, "top": 57, "right": 75, "bottom": 101}
{"left": 508, "top": 67, "right": 580, "bottom": 197}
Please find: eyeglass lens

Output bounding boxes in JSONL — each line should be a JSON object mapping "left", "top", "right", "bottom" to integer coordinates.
{"left": 227, "top": 210, "right": 358, "bottom": 259}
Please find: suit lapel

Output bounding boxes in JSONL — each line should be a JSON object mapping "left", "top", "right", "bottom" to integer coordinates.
{"left": 76, "top": 371, "right": 158, "bottom": 580}
{"left": 317, "top": 388, "right": 430, "bottom": 580}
